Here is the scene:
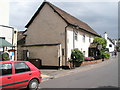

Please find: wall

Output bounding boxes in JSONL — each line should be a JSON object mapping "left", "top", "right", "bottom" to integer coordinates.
{"left": 25, "top": 45, "right": 60, "bottom": 66}
{"left": 0, "top": 26, "right": 13, "bottom": 44}
{"left": 25, "top": 3, "right": 67, "bottom": 66}
{"left": 26, "top": 4, "right": 67, "bottom": 45}
{"left": 67, "top": 27, "right": 95, "bottom": 60}
{"left": 106, "top": 39, "right": 115, "bottom": 53}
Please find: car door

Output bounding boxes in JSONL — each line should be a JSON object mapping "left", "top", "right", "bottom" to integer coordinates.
{"left": 0, "top": 63, "right": 14, "bottom": 89}
{"left": 13, "top": 62, "right": 32, "bottom": 89}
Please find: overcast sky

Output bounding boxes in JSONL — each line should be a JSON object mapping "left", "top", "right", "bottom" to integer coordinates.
{"left": 9, "top": 0, "right": 118, "bottom": 39}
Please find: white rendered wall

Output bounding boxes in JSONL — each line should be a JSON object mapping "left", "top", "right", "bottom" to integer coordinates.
{"left": 106, "top": 39, "right": 115, "bottom": 52}
{"left": 67, "top": 28, "right": 95, "bottom": 60}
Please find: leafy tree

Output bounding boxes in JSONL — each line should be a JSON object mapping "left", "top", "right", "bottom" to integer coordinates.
{"left": 93, "top": 37, "right": 107, "bottom": 58}
{"left": 93, "top": 37, "right": 107, "bottom": 54}
{"left": 103, "top": 52, "right": 110, "bottom": 59}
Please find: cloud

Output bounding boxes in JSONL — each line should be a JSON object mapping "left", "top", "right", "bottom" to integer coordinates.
{"left": 53, "top": 2, "right": 118, "bottom": 38}
{"left": 9, "top": 1, "right": 42, "bottom": 30}
{"left": 9, "top": 1, "right": 118, "bottom": 39}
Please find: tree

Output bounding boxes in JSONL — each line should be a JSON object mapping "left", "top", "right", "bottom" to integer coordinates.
{"left": 93, "top": 37, "right": 107, "bottom": 52}
{"left": 93, "top": 37, "right": 107, "bottom": 59}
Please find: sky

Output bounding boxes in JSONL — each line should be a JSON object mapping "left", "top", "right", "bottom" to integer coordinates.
{"left": 9, "top": 0, "right": 118, "bottom": 39}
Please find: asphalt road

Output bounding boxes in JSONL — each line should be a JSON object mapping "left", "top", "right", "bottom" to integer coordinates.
{"left": 39, "top": 56, "right": 118, "bottom": 89}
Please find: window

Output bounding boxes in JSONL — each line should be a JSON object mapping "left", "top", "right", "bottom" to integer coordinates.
{"left": 89, "top": 36, "right": 91, "bottom": 43}
{"left": 74, "top": 32, "right": 78, "bottom": 41}
{"left": 0, "top": 63, "right": 12, "bottom": 76}
{"left": 14, "top": 62, "right": 30, "bottom": 73}
{"left": 83, "top": 51, "right": 85, "bottom": 55}
{"left": 0, "top": 37, "right": 5, "bottom": 39}
{"left": 83, "top": 34, "right": 85, "bottom": 42}
{"left": 109, "top": 44, "right": 112, "bottom": 47}
{"left": 62, "top": 49, "right": 64, "bottom": 56}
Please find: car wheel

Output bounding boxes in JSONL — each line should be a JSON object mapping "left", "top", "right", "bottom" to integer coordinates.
{"left": 28, "top": 79, "right": 39, "bottom": 90}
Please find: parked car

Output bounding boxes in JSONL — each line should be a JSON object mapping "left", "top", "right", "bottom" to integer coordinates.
{"left": 0, "top": 61, "right": 42, "bottom": 90}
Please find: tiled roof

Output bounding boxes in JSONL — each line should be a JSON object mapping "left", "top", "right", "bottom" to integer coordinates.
{"left": 25, "top": 2, "right": 99, "bottom": 36}
{"left": 107, "top": 37, "right": 115, "bottom": 45}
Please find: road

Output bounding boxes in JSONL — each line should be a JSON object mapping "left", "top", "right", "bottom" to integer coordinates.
{"left": 39, "top": 56, "right": 118, "bottom": 89}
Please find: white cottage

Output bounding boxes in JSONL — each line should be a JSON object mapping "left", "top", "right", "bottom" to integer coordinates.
{"left": 104, "top": 32, "right": 115, "bottom": 55}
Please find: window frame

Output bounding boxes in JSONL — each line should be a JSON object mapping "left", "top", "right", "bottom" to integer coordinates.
{"left": 14, "top": 62, "right": 31, "bottom": 74}
{"left": 74, "top": 32, "right": 78, "bottom": 41}
{"left": 83, "top": 34, "right": 85, "bottom": 43}
{"left": 89, "top": 36, "right": 91, "bottom": 43}
{"left": 109, "top": 44, "right": 112, "bottom": 47}
{"left": 0, "top": 63, "right": 12, "bottom": 76}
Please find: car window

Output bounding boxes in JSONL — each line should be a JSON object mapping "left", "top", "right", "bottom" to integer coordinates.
{"left": 0, "top": 63, "right": 12, "bottom": 76}
{"left": 14, "top": 62, "right": 30, "bottom": 73}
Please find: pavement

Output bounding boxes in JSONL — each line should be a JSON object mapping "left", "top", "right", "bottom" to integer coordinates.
{"left": 40, "top": 56, "right": 117, "bottom": 82}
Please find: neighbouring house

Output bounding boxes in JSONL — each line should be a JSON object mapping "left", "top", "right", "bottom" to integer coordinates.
{"left": 0, "top": 25, "right": 18, "bottom": 61}
{"left": 18, "top": 1, "right": 100, "bottom": 67}
{"left": 0, "top": 1, "right": 18, "bottom": 61}
{"left": 104, "top": 32, "right": 115, "bottom": 55}
{"left": 17, "top": 30, "right": 27, "bottom": 60}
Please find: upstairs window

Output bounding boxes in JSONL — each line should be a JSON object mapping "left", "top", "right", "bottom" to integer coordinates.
{"left": 109, "top": 44, "right": 112, "bottom": 47}
{"left": 62, "top": 48, "right": 64, "bottom": 56}
{"left": 74, "top": 31, "right": 78, "bottom": 41}
{"left": 89, "top": 36, "right": 91, "bottom": 43}
{"left": 83, "top": 34, "right": 85, "bottom": 43}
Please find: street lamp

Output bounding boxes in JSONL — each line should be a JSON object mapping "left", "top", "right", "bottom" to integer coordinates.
{"left": 98, "top": 45, "right": 102, "bottom": 50}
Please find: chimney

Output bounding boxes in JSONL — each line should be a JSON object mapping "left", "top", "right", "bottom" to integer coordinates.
{"left": 44, "top": 0, "right": 47, "bottom": 2}
{"left": 104, "top": 32, "right": 107, "bottom": 40}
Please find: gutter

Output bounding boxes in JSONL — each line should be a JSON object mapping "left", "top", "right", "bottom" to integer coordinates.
{"left": 68, "top": 23, "right": 100, "bottom": 37}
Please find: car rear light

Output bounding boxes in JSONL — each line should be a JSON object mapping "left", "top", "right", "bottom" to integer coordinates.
{"left": 39, "top": 70, "right": 42, "bottom": 79}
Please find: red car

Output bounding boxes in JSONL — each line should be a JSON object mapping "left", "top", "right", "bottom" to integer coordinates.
{"left": 0, "top": 61, "right": 42, "bottom": 90}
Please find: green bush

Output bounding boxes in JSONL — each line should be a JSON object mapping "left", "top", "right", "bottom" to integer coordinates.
{"left": 103, "top": 52, "right": 110, "bottom": 59}
{"left": 71, "top": 49, "right": 84, "bottom": 63}
{"left": 2, "top": 52, "right": 10, "bottom": 61}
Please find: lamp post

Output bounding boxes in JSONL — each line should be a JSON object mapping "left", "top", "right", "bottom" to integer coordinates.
{"left": 98, "top": 45, "right": 102, "bottom": 50}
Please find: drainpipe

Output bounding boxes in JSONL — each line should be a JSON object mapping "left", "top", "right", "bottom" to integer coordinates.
{"left": 12, "top": 28, "right": 14, "bottom": 49}
{"left": 65, "top": 24, "right": 69, "bottom": 66}
{"left": 73, "top": 28, "right": 75, "bottom": 49}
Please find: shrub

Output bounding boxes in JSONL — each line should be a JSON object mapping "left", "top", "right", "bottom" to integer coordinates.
{"left": 103, "top": 52, "right": 110, "bottom": 59}
{"left": 71, "top": 49, "right": 84, "bottom": 63}
{"left": 2, "top": 52, "right": 10, "bottom": 61}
